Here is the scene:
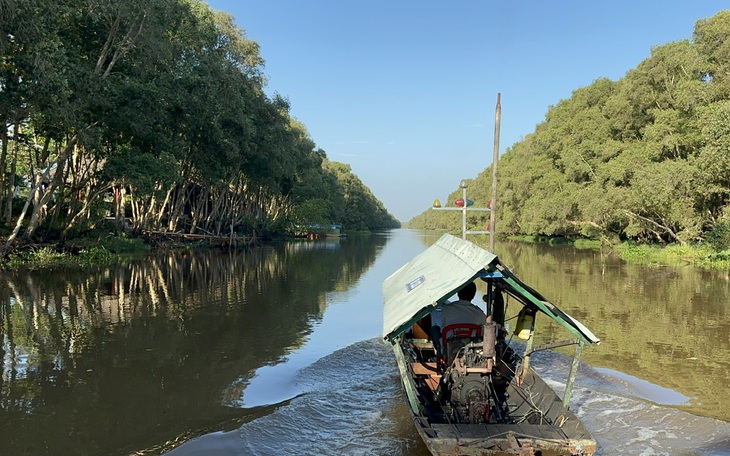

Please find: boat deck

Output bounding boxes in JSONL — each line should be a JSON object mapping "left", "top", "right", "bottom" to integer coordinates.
{"left": 430, "top": 422, "right": 569, "bottom": 441}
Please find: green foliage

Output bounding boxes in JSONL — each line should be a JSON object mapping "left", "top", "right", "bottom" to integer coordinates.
{"left": 98, "top": 236, "right": 150, "bottom": 254}
{"left": 698, "top": 252, "right": 730, "bottom": 269}
{"left": 409, "top": 11, "right": 730, "bottom": 249}
{"left": 290, "top": 160, "right": 399, "bottom": 231}
{"left": 76, "top": 246, "right": 116, "bottom": 264}
{"left": 7, "top": 247, "right": 67, "bottom": 267}
{"left": 705, "top": 220, "right": 730, "bottom": 252}
{"left": 292, "top": 198, "right": 333, "bottom": 225}
{"left": 613, "top": 243, "right": 668, "bottom": 267}
{"left": 1, "top": 246, "right": 118, "bottom": 269}
{"left": 612, "top": 240, "right": 730, "bottom": 268}
{"left": 0, "top": 0, "right": 397, "bottom": 250}
{"left": 105, "top": 149, "right": 181, "bottom": 196}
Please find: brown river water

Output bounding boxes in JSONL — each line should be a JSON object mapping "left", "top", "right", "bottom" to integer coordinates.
{"left": 1, "top": 229, "right": 729, "bottom": 455}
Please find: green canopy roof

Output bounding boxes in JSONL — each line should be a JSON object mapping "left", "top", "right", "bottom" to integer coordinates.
{"left": 382, "top": 233, "right": 600, "bottom": 345}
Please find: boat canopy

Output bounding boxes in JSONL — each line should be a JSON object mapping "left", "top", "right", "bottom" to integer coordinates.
{"left": 382, "top": 233, "right": 600, "bottom": 345}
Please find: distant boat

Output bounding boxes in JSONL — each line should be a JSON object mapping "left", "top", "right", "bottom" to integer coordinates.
{"left": 382, "top": 233, "right": 600, "bottom": 455}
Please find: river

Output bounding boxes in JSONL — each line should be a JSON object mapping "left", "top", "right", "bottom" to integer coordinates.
{"left": 1, "top": 229, "right": 729, "bottom": 455}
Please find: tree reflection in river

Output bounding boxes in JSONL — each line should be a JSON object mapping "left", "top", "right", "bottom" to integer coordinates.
{"left": 2, "top": 231, "right": 730, "bottom": 455}
{"left": 0, "top": 236, "right": 386, "bottom": 455}
{"left": 507, "top": 241, "right": 730, "bottom": 422}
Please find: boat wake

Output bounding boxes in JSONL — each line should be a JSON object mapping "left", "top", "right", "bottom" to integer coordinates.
{"left": 529, "top": 349, "right": 730, "bottom": 456}
{"left": 167, "top": 339, "right": 730, "bottom": 456}
{"left": 167, "top": 339, "right": 428, "bottom": 456}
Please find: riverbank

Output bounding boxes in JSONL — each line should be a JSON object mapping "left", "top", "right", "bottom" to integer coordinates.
{"left": 4, "top": 228, "right": 726, "bottom": 456}
{"left": 5, "top": 230, "right": 730, "bottom": 271}
{"left": 0, "top": 235, "right": 150, "bottom": 270}
{"left": 0, "top": 228, "right": 354, "bottom": 270}
{"left": 0, "top": 231, "right": 250, "bottom": 270}
{"left": 507, "top": 235, "right": 730, "bottom": 270}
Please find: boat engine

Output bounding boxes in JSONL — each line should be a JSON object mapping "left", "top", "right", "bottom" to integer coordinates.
{"left": 449, "top": 371, "right": 491, "bottom": 424}
{"left": 441, "top": 341, "right": 516, "bottom": 424}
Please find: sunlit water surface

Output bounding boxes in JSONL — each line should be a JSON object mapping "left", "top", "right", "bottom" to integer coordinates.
{"left": 2, "top": 230, "right": 729, "bottom": 455}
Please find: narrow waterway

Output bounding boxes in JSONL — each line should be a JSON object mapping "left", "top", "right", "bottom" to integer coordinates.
{"left": 1, "top": 230, "right": 729, "bottom": 455}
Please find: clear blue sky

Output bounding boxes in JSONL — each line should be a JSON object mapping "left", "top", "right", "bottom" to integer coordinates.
{"left": 205, "top": 1, "right": 727, "bottom": 222}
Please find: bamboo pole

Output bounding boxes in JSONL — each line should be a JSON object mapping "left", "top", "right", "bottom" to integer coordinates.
{"left": 563, "top": 341, "right": 585, "bottom": 408}
{"left": 490, "top": 93, "right": 501, "bottom": 253}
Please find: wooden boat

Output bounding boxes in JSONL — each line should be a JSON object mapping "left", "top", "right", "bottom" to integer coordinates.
{"left": 382, "top": 233, "right": 600, "bottom": 455}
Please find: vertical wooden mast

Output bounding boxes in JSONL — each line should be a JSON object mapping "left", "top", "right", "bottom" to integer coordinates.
{"left": 490, "top": 93, "right": 501, "bottom": 253}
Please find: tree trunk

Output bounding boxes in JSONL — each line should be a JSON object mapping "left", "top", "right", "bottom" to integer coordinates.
{"left": 61, "top": 184, "right": 113, "bottom": 238}
{"left": 2, "top": 173, "right": 39, "bottom": 254}
{"left": 624, "top": 210, "right": 683, "bottom": 245}
{"left": 0, "top": 123, "right": 7, "bottom": 216}
{"left": 114, "top": 184, "right": 129, "bottom": 231}
{"left": 155, "top": 186, "right": 174, "bottom": 228}
{"left": 3, "top": 123, "right": 19, "bottom": 223}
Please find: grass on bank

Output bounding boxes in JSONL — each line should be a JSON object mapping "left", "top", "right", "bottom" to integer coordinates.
{"left": 506, "top": 235, "right": 602, "bottom": 250}
{"left": 0, "top": 235, "right": 150, "bottom": 270}
{"left": 3, "top": 246, "right": 116, "bottom": 269}
{"left": 614, "top": 243, "right": 730, "bottom": 269}
{"left": 507, "top": 235, "right": 730, "bottom": 269}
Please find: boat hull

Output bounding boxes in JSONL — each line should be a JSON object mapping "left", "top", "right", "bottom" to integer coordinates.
{"left": 392, "top": 339, "right": 596, "bottom": 456}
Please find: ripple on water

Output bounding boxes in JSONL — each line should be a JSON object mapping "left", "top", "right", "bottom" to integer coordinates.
{"left": 168, "top": 339, "right": 420, "bottom": 456}
{"left": 531, "top": 348, "right": 730, "bottom": 456}
{"left": 169, "top": 339, "right": 730, "bottom": 456}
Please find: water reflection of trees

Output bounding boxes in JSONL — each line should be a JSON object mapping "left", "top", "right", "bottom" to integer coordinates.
{"left": 496, "top": 241, "right": 730, "bottom": 422}
{"left": 0, "top": 235, "right": 386, "bottom": 455}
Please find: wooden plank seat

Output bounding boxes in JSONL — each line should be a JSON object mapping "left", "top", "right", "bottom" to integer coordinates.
{"left": 411, "top": 362, "right": 438, "bottom": 375}
{"left": 411, "top": 362, "right": 441, "bottom": 391}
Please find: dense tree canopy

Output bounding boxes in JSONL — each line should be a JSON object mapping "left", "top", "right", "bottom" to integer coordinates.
{"left": 0, "top": 0, "right": 398, "bottom": 253}
{"left": 409, "top": 11, "right": 730, "bottom": 251}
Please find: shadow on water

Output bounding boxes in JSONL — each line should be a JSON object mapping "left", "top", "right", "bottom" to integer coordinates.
{"left": 3, "top": 230, "right": 730, "bottom": 455}
{"left": 0, "top": 235, "right": 387, "bottom": 455}
{"left": 167, "top": 339, "right": 429, "bottom": 456}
